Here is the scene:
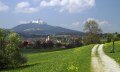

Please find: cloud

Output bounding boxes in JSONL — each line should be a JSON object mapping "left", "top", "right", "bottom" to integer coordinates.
{"left": 15, "top": 1, "right": 39, "bottom": 13}
{"left": 98, "top": 20, "right": 108, "bottom": 25}
{"left": 71, "top": 22, "right": 80, "bottom": 26}
{"left": 40, "top": 0, "right": 95, "bottom": 13}
{"left": 0, "top": 1, "right": 9, "bottom": 12}
{"left": 84, "top": 18, "right": 109, "bottom": 25}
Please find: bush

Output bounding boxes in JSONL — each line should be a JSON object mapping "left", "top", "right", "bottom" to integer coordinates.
{"left": 35, "top": 40, "right": 41, "bottom": 48}
{"left": 0, "top": 30, "right": 27, "bottom": 69}
{"left": 65, "top": 43, "right": 75, "bottom": 48}
{"left": 55, "top": 43, "right": 62, "bottom": 48}
{"left": 46, "top": 41, "right": 54, "bottom": 48}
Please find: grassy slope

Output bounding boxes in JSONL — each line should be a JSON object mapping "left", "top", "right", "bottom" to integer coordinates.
{"left": 104, "top": 41, "right": 120, "bottom": 63}
{"left": 1, "top": 45, "right": 93, "bottom": 72}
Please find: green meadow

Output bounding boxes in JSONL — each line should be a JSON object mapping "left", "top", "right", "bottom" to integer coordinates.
{"left": 1, "top": 45, "right": 94, "bottom": 72}
{"left": 104, "top": 41, "right": 120, "bottom": 63}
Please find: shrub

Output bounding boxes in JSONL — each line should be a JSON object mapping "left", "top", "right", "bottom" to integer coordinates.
{"left": 46, "top": 41, "right": 54, "bottom": 48}
{"left": 65, "top": 43, "right": 75, "bottom": 48}
{"left": 0, "top": 30, "right": 27, "bottom": 69}
{"left": 35, "top": 40, "right": 42, "bottom": 48}
{"left": 55, "top": 43, "right": 62, "bottom": 48}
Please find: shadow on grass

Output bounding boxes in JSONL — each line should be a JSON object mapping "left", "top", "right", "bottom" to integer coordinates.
{"left": 22, "top": 47, "right": 82, "bottom": 54}
{"left": 0, "top": 63, "right": 41, "bottom": 71}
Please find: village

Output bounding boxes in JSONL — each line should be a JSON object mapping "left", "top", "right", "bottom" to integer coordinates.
{"left": 22, "top": 35, "right": 83, "bottom": 49}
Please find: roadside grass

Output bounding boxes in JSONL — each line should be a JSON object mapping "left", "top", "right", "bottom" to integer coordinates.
{"left": 104, "top": 41, "right": 120, "bottom": 63}
{"left": 0, "top": 45, "right": 94, "bottom": 72}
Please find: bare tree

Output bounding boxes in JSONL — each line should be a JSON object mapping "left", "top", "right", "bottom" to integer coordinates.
{"left": 83, "top": 19, "right": 102, "bottom": 44}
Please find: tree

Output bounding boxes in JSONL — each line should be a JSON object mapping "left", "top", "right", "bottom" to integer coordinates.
{"left": 0, "top": 29, "right": 27, "bottom": 69}
{"left": 111, "top": 33, "right": 119, "bottom": 53}
{"left": 83, "top": 19, "right": 102, "bottom": 45}
{"left": 107, "top": 33, "right": 113, "bottom": 42}
{"left": 6, "top": 33, "right": 27, "bottom": 66}
{"left": 117, "top": 34, "right": 120, "bottom": 39}
{"left": 46, "top": 40, "right": 54, "bottom": 48}
{"left": 55, "top": 43, "right": 62, "bottom": 48}
{"left": 35, "top": 40, "right": 42, "bottom": 48}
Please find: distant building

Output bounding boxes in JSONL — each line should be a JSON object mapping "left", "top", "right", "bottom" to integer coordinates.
{"left": 46, "top": 36, "right": 50, "bottom": 42}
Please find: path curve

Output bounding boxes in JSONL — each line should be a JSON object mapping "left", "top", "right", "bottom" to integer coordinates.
{"left": 91, "top": 44, "right": 120, "bottom": 72}
{"left": 98, "top": 44, "right": 120, "bottom": 72}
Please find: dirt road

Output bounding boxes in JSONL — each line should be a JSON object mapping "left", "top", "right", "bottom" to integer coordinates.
{"left": 91, "top": 44, "right": 120, "bottom": 72}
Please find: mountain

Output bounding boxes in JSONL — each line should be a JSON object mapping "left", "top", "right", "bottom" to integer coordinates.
{"left": 12, "top": 20, "right": 83, "bottom": 37}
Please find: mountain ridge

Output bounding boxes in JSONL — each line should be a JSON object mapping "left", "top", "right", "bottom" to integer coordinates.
{"left": 12, "top": 20, "right": 83, "bottom": 37}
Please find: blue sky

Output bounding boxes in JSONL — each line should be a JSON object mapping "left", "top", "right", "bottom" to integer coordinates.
{"left": 0, "top": 0, "right": 120, "bottom": 33}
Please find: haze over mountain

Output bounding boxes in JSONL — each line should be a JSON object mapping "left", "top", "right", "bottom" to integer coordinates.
{"left": 12, "top": 20, "right": 83, "bottom": 37}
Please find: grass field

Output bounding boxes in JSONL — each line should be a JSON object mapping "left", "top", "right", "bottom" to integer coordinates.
{"left": 0, "top": 45, "right": 93, "bottom": 72}
{"left": 104, "top": 41, "right": 120, "bottom": 63}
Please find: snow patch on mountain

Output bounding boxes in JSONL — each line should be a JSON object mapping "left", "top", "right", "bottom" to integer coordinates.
{"left": 31, "top": 20, "right": 46, "bottom": 24}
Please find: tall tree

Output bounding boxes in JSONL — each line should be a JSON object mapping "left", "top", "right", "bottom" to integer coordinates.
{"left": 83, "top": 19, "right": 102, "bottom": 44}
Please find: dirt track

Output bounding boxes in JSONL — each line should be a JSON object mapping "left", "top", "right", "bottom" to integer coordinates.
{"left": 91, "top": 44, "right": 120, "bottom": 72}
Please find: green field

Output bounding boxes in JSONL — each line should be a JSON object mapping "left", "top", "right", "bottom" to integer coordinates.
{"left": 104, "top": 41, "right": 120, "bottom": 63}
{"left": 1, "top": 45, "right": 94, "bottom": 72}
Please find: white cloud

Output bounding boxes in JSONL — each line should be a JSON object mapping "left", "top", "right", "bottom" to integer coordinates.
{"left": 84, "top": 18, "right": 109, "bottom": 25}
{"left": 40, "top": 0, "right": 95, "bottom": 13}
{"left": 0, "top": 1, "right": 9, "bottom": 12}
{"left": 40, "top": 0, "right": 60, "bottom": 7}
{"left": 15, "top": 1, "right": 39, "bottom": 13}
{"left": 98, "top": 20, "right": 108, "bottom": 25}
{"left": 71, "top": 22, "right": 80, "bottom": 26}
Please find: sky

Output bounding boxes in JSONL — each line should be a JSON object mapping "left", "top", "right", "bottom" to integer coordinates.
{"left": 0, "top": 0, "right": 120, "bottom": 33}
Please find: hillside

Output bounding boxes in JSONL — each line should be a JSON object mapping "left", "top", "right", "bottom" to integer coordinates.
{"left": 1, "top": 45, "right": 94, "bottom": 72}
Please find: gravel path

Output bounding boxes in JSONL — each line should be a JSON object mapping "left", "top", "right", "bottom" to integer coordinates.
{"left": 91, "top": 44, "right": 120, "bottom": 72}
